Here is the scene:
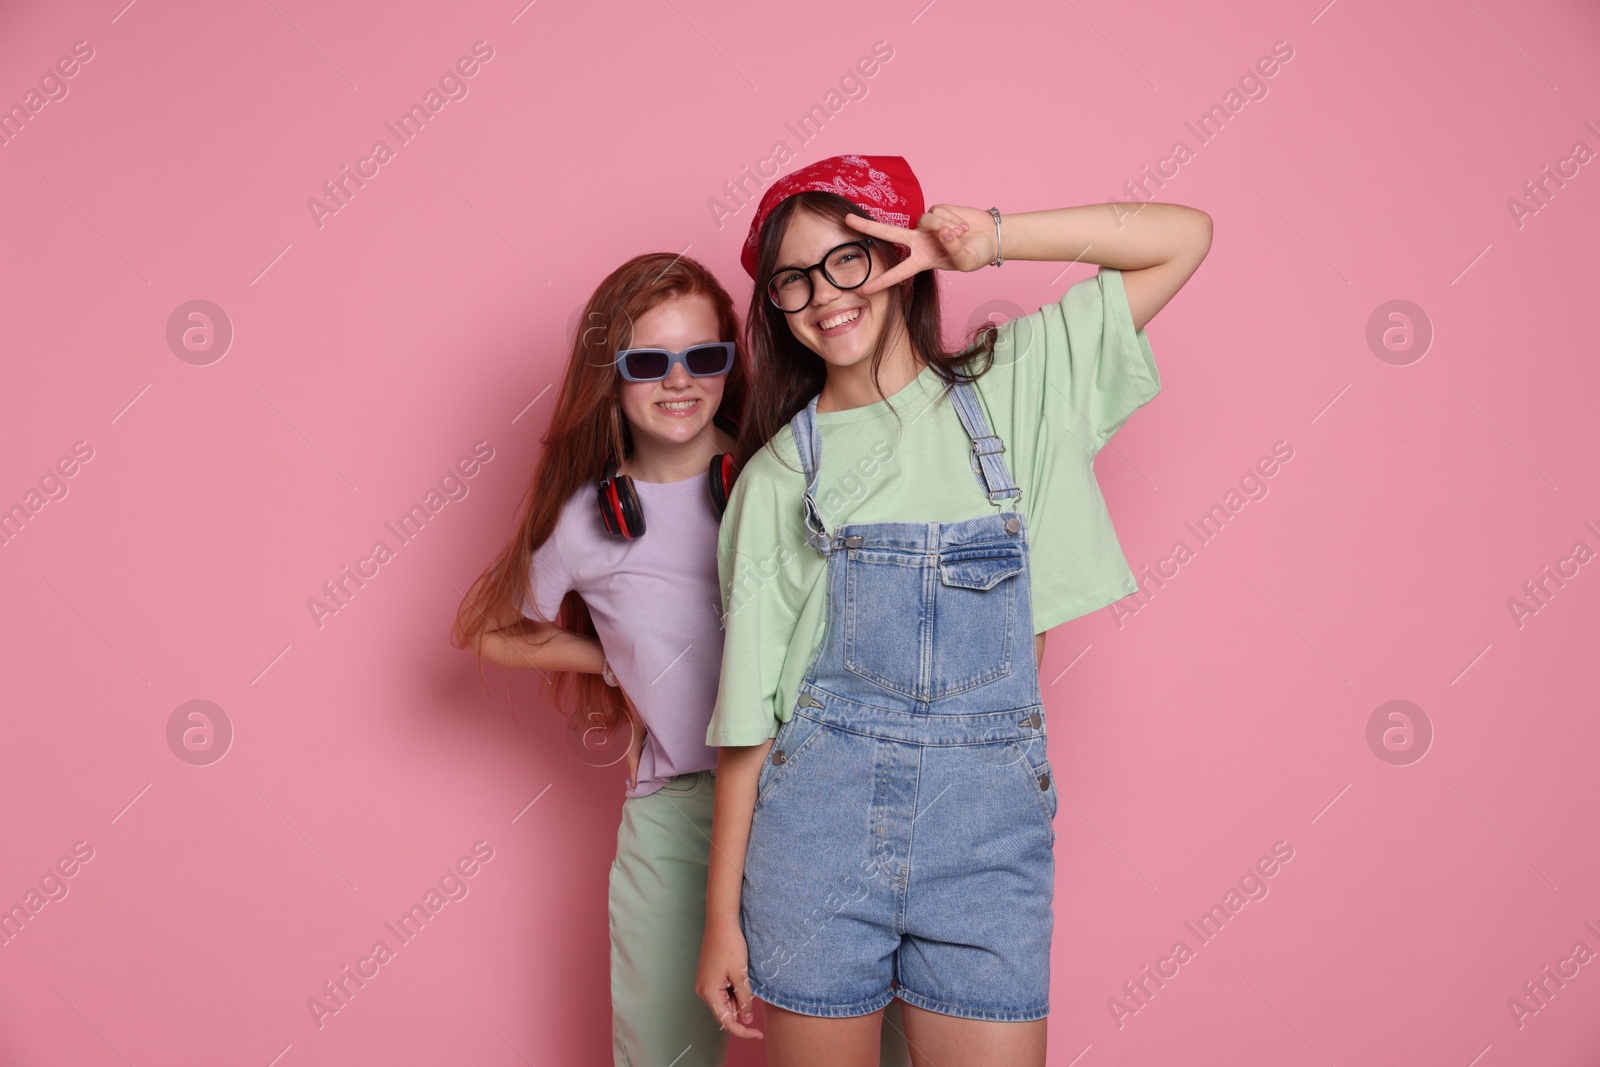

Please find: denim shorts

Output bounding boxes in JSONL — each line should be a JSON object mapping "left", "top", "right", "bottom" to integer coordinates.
{"left": 740, "top": 512, "right": 1057, "bottom": 1023}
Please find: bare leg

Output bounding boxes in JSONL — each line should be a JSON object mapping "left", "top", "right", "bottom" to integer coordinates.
{"left": 762, "top": 1001, "right": 889, "bottom": 1067}
{"left": 899, "top": 1000, "right": 1047, "bottom": 1067}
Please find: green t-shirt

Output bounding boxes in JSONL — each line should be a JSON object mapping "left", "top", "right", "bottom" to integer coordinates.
{"left": 706, "top": 267, "right": 1160, "bottom": 747}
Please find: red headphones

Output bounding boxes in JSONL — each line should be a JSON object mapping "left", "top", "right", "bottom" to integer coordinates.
{"left": 597, "top": 414, "right": 738, "bottom": 539}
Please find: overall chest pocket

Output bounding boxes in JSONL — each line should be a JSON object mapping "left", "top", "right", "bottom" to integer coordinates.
{"left": 844, "top": 542, "right": 1024, "bottom": 700}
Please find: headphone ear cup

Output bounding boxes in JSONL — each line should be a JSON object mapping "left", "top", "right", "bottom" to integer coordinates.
{"left": 612, "top": 473, "right": 645, "bottom": 538}
{"left": 708, "top": 453, "right": 733, "bottom": 514}
{"left": 597, "top": 481, "right": 621, "bottom": 536}
{"left": 598, "top": 464, "right": 646, "bottom": 539}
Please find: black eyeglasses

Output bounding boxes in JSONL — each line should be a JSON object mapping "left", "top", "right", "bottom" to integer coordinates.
{"left": 766, "top": 240, "right": 875, "bottom": 314}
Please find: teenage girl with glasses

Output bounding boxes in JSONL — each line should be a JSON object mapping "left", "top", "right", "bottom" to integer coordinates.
{"left": 696, "top": 156, "right": 1212, "bottom": 1066}
{"left": 454, "top": 253, "right": 764, "bottom": 1067}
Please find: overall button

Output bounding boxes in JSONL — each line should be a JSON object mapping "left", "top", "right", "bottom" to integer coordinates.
{"left": 772, "top": 750, "right": 787, "bottom": 764}
{"left": 1018, "top": 712, "right": 1041, "bottom": 729}
{"left": 1005, "top": 516, "right": 1021, "bottom": 534}
{"left": 1038, "top": 772, "right": 1050, "bottom": 790}
{"left": 844, "top": 535, "right": 864, "bottom": 548}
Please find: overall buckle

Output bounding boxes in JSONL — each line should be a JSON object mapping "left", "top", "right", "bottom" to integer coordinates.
{"left": 971, "top": 434, "right": 1006, "bottom": 457}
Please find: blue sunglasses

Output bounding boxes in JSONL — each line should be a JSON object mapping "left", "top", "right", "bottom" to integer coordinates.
{"left": 614, "top": 341, "right": 736, "bottom": 383}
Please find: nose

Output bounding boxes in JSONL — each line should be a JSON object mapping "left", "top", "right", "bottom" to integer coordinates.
{"left": 808, "top": 267, "right": 845, "bottom": 307}
{"left": 663, "top": 361, "right": 693, "bottom": 389}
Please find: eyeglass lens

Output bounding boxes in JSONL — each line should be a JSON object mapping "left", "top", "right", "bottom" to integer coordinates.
{"left": 768, "top": 243, "right": 872, "bottom": 312}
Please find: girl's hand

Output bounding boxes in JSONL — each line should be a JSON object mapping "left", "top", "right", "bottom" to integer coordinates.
{"left": 846, "top": 203, "right": 997, "bottom": 295}
{"left": 617, "top": 685, "right": 647, "bottom": 790}
{"left": 697, "top": 917, "right": 763, "bottom": 1039}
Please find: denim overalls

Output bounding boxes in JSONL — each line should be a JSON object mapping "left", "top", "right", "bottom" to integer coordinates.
{"left": 741, "top": 377, "right": 1058, "bottom": 1024}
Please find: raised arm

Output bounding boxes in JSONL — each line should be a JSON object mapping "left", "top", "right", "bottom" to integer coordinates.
{"left": 849, "top": 200, "right": 1213, "bottom": 333}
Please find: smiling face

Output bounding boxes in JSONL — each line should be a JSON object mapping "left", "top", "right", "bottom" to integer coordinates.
{"left": 772, "top": 208, "right": 899, "bottom": 371}
{"left": 615, "top": 294, "right": 727, "bottom": 457}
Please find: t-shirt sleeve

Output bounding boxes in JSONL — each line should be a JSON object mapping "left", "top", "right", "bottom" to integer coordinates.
{"left": 705, "top": 456, "right": 803, "bottom": 747}
{"left": 522, "top": 528, "right": 574, "bottom": 622}
{"left": 970, "top": 267, "right": 1161, "bottom": 633}
{"left": 988, "top": 265, "right": 1161, "bottom": 458}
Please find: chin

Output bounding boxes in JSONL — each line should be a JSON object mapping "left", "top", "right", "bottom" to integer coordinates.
{"left": 814, "top": 339, "right": 876, "bottom": 370}
{"left": 644, "top": 414, "right": 711, "bottom": 444}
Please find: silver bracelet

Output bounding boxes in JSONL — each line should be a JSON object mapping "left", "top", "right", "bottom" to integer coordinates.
{"left": 987, "top": 207, "right": 1004, "bottom": 267}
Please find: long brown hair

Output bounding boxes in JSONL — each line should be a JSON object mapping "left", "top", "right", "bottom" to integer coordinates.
{"left": 735, "top": 191, "right": 996, "bottom": 470}
{"left": 452, "top": 253, "right": 748, "bottom": 734}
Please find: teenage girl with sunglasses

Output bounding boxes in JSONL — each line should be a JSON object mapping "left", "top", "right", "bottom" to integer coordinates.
{"left": 696, "top": 156, "right": 1211, "bottom": 1066}
{"left": 454, "top": 253, "right": 766, "bottom": 1067}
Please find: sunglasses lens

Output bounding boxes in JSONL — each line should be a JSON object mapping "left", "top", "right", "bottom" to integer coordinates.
{"left": 685, "top": 344, "right": 731, "bottom": 376}
{"left": 622, "top": 350, "right": 669, "bottom": 380}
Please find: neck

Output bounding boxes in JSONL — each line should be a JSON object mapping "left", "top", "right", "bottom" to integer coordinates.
{"left": 816, "top": 326, "right": 923, "bottom": 414}
{"left": 622, "top": 423, "right": 735, "bottom": 483}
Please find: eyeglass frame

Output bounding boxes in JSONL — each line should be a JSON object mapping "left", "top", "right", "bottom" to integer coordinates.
{"left": 765, "top": 239, "right": 879, "bottom": 314}
{"left": 611, "top": 341, "right": 737, "bottom": 383}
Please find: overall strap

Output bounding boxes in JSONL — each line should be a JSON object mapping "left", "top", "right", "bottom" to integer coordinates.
{"left": 789, "top": 378, "right": 1021, "bottom": 558}
{"left": 947, "top": 378, "right": 1022, "bottom": 506}
{"left": 789, "top": 395, "right": 833, "bottom": 556}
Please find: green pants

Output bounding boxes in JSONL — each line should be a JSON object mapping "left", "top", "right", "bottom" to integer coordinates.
{"left": 608, "top": 769, "right": 911, "bottom": 1067}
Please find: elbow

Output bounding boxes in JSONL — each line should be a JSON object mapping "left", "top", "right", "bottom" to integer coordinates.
{"left": 1172, "top": 208, "right": 1213, "bottom": 269}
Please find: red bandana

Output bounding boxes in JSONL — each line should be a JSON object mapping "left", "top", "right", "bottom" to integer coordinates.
{"left": 740, "top": 154, "right": 925, "bottom": 278}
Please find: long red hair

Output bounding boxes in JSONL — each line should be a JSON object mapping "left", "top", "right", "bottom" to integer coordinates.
{"left": 452, "top": 253, "right": 748, "bottom": 734}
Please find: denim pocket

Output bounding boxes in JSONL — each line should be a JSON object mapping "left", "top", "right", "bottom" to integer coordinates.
{"left": 754, "top": 714, "right": 827, "bottom": 810}
{"left": 937, "top": 553, "right": 1024, "bottom": 591}
{"left": 929, "top": 546, "right": 1022, "bottom": 698}
{"left": 1006, "top": 737, "right": 1058, "bottom": 827}
{"left": 842, "top": 549, "right": 925, "bottom": 698}
{"left": 844, "top": 542, "right": 1023, "bottom": 700}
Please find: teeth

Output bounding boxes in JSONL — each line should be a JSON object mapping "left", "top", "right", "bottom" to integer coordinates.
{"left": 658, "top": 400, "right": 696, "bottom": 411}
{"left": 819, "top": 308, "right": 861, "bottom": 330}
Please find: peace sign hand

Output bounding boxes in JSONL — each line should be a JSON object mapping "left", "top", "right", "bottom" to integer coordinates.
{"left": 846, "top": 204, "right": 997, "bottom": 295}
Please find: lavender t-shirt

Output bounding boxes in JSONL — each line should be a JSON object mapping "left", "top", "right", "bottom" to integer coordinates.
{"left": 523, "top": 474, "right": 723, "bottom": 798}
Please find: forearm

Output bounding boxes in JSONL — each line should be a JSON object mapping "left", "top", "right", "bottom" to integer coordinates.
{"left": 477, "top": 624, "right": 603, "bottom": 675}
{"left": 999, "top": 201, "right": 1211, "bottom": 272}
{"left": 705, "top": 740, "right": 775, "bottom": 926}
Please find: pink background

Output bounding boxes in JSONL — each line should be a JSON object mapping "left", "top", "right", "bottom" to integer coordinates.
{"left": 2, "top": 0, "right": 1598, "bottom": 1064}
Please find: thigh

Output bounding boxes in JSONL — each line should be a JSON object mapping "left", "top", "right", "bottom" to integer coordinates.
{"left": 741, "top": 721, "right": 900, "bottom": 1017}
{"left": 763, "top": 1001, "right": 887, "bottom": 1067}
{"left": 610, "top": 774, "right": 727, "bottom": 1067}
{"left": 897, "top": 1000, "right": 1047, "bottom": 1067}
{"left": 610, "top": 774, "right": 717, "bottom": 935}
{"left": 894, "top": 740, "right": 1055, "bottom": 1021}
{"left": 878, "top": 999, "right": 912, "bottom": 1067}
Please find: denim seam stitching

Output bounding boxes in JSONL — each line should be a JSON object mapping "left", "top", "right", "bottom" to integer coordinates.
{"left": 891, "top": 983, "right": 1049, "bottom": 1023}
{"left": 747, "top": 974, "right": 897, "bottom": 1019}
{"left": 899, "top": 744, "right": 921, "bottom": 932}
